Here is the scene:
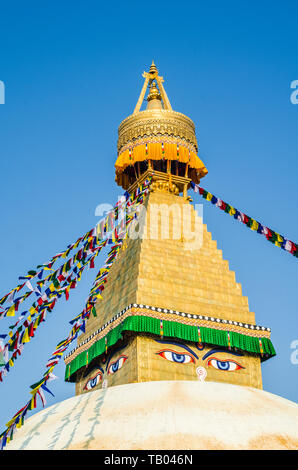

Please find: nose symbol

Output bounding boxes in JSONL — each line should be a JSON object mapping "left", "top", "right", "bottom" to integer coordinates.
{"left": 196, "top": 366, "right": 207, "bottom": 382}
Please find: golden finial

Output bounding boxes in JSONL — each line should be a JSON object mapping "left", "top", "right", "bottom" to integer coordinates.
{"left": 133, "top": 62, "right": 172, "bottom": 114}
{"left": 149, "top": 60, "right": 158, "bottom": 75}
{"left": 146, "top": 80, "right": 163, "bottom": 110}
{"left": 146, "top": 81, "right": 161, "bottom": 102}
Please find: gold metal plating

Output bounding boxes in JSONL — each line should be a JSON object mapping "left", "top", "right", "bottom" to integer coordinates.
{"left": 69, "top": 64, "right": 266, "bottom": 394}
{"left": 118, "top": 62, "right": 198, "bottom": 154}
{"left": 117, "top": 109, "right": 198, "bottom": 154}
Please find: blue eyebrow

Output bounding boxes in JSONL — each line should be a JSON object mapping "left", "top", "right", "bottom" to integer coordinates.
{"left": 202, "top": 348, "right": 244, "bottom": 361}
{"left": 84, "top": 366, "right": 104, "bottom": 378}
{"left": 154, "top": 339, "right": 199, "bottom": 359}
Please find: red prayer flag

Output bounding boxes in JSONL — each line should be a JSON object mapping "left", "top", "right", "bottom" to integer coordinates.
{"left": 29, "top": 323, "right": 35, "bottom": 337}
{"left": 65, "top": 288, "right": 70, "bottom": 301}
{"left": 265, "top": 228, "right": 272, "bottom": 240}
{"left": 13, "top": 332, "right": 19, "bottom": 349}
{"left": 242, "top": 214, "right": 249, "bottom": 224}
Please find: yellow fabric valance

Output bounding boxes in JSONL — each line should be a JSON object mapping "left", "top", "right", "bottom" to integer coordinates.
{"left": 115, "top": 143, "right": 208, "bottom": 177}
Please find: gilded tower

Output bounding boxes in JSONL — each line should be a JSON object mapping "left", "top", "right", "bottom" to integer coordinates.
{"left": 64, "top": 62, "right": 275, "bottom": 395}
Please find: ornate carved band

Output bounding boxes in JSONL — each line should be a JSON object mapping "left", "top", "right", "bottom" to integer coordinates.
{"left": 117, "top": 109, "right": 198, "bottom": 154}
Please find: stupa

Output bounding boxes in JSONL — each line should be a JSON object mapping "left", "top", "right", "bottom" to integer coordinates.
{"left": 7, "top": 62, "right": 298, "bottom": 450}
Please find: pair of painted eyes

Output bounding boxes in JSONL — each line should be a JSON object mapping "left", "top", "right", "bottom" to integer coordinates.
{"left": 84, "top": 355, "right": 127, "bottom": 390}
{"left": 157, "top": 349, "right": 243, "bottom": 371}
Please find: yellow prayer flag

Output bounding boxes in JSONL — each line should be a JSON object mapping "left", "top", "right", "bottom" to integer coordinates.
{"left": 274, "top": 233, "right": 283, "bottom": 246}
{"left": 30, "top": 381, "right": 45, "bottom": 394}
{"left": 251, "top": 220, "right": 259, "bottom": 231}
{"left": 22, "top": 328, "right": 30, "bottom": 344}
{"left": 74, "top": 239, "right": 80, "bottom": 249}
{"left": 5, "top": 418, "right": 14, "bottom": 428}
{"left": 6, "top": 305, "right": 15, "bottom": 317}
{"left": 30, "top": 396, "right": 36, "bottom": 409}
{"left": 6, "top": 412, "right": 22, "bottom": 427}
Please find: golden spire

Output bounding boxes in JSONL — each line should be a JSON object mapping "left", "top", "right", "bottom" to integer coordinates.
{"left": 133, "top": 61, "right": 172, "bottom": 114}
{"left": 149, "top": 60, "right": 158, "bottom": 75}
{"left": 115, "top": 63, "right": 208, "bottom": 190}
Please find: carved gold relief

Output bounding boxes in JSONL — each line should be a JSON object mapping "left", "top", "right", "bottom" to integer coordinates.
{"left": 151, "top": 179, "right": 180, "bottom": 195}
{"left": 117, "top": 110, "right": 198, "bottom": 154}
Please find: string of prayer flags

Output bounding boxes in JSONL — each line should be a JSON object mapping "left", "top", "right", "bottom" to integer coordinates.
{"left": 191, "top": 183, "right": 298, "bottom": 258}
{"left": 0, "top": 314, "right": 84, "bottom": 450}
{"left": 0, "top": 181, "right": 151, "bottom": 450}
{"left": 0, "top": 194, "right": 130, "bottom": 321}
{"left": 0, "top": 193, "right": 148, "bottom": 381}
{"left": 0, "top": 243, "right": 105, "bottom": 383}
{"left": 67, "top": 183, "right": 149, "bottom": 328}
{"left": 0, "top": 188, "right": 136, "bottom": 315}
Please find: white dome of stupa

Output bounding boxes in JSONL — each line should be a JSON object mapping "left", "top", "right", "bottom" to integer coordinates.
{"left": 6, "top": 380, "right": 298, "bottom": 450}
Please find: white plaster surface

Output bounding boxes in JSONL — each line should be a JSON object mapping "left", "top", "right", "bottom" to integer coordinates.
{"left": 6, "top": 380, "right": 298, "bottom": 450}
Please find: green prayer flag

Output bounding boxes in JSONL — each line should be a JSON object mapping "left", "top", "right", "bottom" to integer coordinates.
{"left": 92, "top": 307, "right": 97, "bottom": 318}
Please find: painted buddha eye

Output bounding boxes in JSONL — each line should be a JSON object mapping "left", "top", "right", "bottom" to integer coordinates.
{"left": 107, "top": 355, "right": 128, "bottom": 375}
{"left": 83, "top": 371, "right": 103, "bottom": 390}
{"left": 206, "top": 357, "right": 244, "bottom": 371}
{"left": 156, "top": 349, "right": 195, "bottom": 364}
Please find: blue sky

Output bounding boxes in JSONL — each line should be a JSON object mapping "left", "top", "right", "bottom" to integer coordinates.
{"left": 0, "top": 0, "right": 297, "bottom": 431}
